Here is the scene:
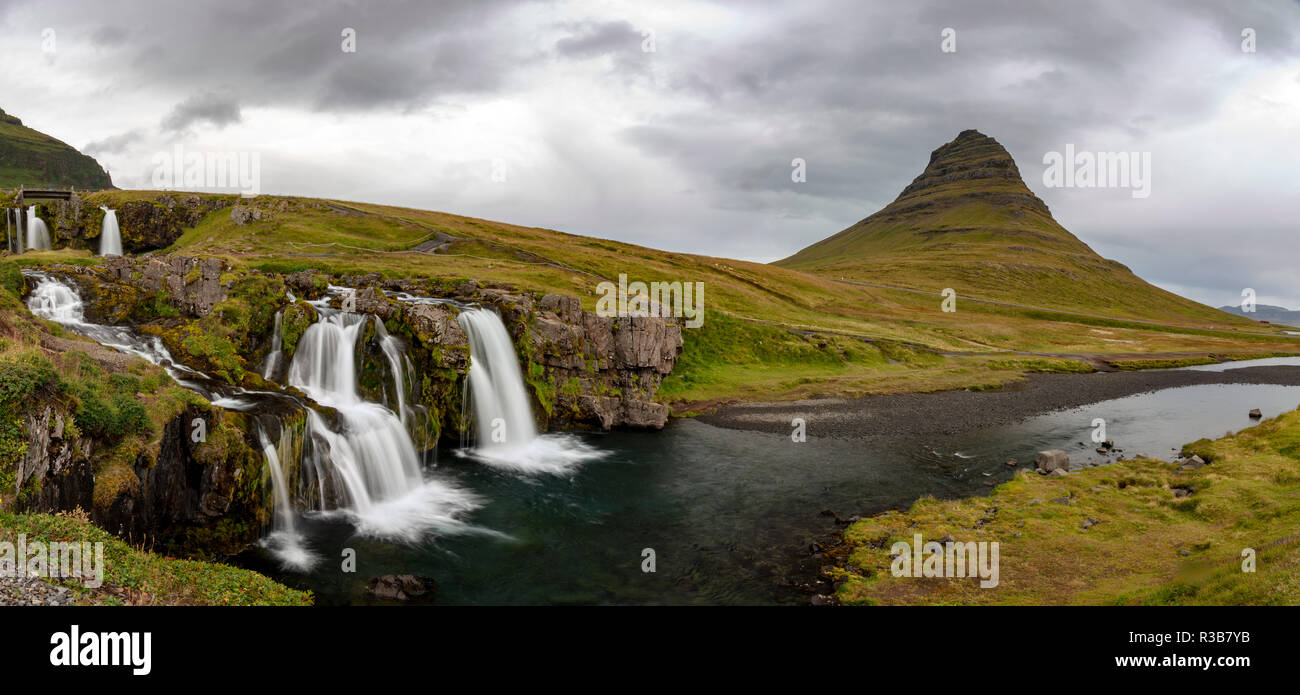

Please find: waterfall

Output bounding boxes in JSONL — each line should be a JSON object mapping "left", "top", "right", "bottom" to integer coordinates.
{"left": 258, "top": 426, "right": 318, "bottom": 571}
{"left": 26, "top": 273, "right": 212, "bottom": 391}
{"left": 261, "top": 309, "right": 284, "bottom": 380}
{"left": 99, "top": 207, "right": 122, "bottom": 256}
{"left": 375, "top": 319, "right": 408, "bottom": 427}
{"left": 9, "top": 207, "right": 24, "bottom": 254}
{"left": 25, "top": 206, "right": 51, "bottom": 251}
{"left": 456, "top": 307, "right": 605, "bottom": 474}
{"left": 458, "top": 308, "right": 538, "bottom": 447}
{"left": 287, "top": 308, "right": 480, "bottom": 541}
{"left": 27, "top": 273, "right": 483, "bottom": 551}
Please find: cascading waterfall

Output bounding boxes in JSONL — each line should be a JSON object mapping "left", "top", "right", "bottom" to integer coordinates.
{"left": 456, "top": 307, "right": 605, "bottom": 474}
{"left": 98, "top": 207, "right": 122, "bottom": 256}
{"left": 287, "top": 308, "right": 480, "bottom": 541}
{"left": 25, "top": 206, "right": 51, "bottom": 251}
{"left": 26, "top": 272, "right": 483, "bottom": 562}
{"left": 25, "top": 274, "right": 211, "bottom": 390}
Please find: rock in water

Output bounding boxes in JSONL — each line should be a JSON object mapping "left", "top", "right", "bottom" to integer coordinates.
{"left": 1035, "top": 449, "right": 1070, "bottom": 474}
{"left": 367, "top": 575, "right": 438, "bottom": 602}
{"left": 1249, "top": 408, "right": 1262, "bottom": 419}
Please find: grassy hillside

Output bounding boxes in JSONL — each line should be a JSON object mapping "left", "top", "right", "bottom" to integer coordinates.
{"left": 776, "top": 130, "right": 1231, "bottom": 324}
{"left": 835, "top": 406, "right": 1300, "bottom": 606}
{"left": 0, "top": 108, "right": 113, "bottom": 190}
{"left": 20, "top": 187, "right": 1286, "bottom": 410}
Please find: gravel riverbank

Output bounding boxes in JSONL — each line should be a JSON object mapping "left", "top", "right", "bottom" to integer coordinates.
{"left": 699, "top": 365, "right": 1300, "bottom": 440}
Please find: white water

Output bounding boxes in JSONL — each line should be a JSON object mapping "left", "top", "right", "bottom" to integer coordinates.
{"left": 261, "top": 310, "right": 284, "bottom": 380}
{"left": 26, "top": 275, "right": 213, "bottom": 393}
{"left": 456, "top": 307, "right": 605, "bottom": 475}
{"left": 98, "top": 207, "right": 122, "bottom": 256}
{"left": 258, "top": 427, "right": 318, "bottom": 571}
{"left": 25, "top": 206, "right": 50, "bottom": 251}
{"left": 288, "top": 309, "right": 480, "bottom": 541}
{"left": 375, "top": 319, "right": 408, "bottom": 427}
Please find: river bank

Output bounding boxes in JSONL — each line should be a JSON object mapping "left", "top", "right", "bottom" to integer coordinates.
{"left": 699, "top": 363, "right": 1300, "bottom": 440}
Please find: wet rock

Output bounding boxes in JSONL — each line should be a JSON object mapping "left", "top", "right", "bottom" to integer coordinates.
{"left": 1004, "top": 458, "right": 1017, "bottom": 467}
{"left": 1249, "top": 408, "right": 1263, "bottom": 419}
{"left": 368, "top": 574, "right": 438, "bottom": 602}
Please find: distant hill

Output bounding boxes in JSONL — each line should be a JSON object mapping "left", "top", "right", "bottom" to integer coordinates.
{"left": 775, "top": 129, "right": 1239, "bottom": 324}
{"left": 1218, "top": 304, "right": 1300, "bottom": 328}
{"left": 0, "top": 107, "right": 114, "bottom": 190}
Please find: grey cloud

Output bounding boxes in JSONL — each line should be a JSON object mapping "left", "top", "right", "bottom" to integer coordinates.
{"left": 555, "top": 20, "right": 642, "bottom": 58}
{"left": 161, "top": 92, "right": 242, "bottom": 132}
{"left": 83, "top": 129, "right": 144, "bottom": 156}
{"left": 90, "top": 24, "right": 128, "bottom": 47}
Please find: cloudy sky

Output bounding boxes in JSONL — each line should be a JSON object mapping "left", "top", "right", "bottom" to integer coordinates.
{"left": 2, "top": 0, "right": 1298, "bottom": 308}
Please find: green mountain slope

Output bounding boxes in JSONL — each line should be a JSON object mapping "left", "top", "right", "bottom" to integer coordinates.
{"left": 0, "top": 108, "right": 113, "bottom": 189}
{"left": 775, "top": 129, "right": 1230, "bottom": 324}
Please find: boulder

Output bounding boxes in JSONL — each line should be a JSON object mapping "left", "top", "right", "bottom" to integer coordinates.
{"left": 1035, "top": 449, "right": 1070, "bottom": 474}
{"left": 1249, "top": 408, "right": 1263, "bottom": 419}
{"left": 367, "top": 574, "right": 437, "bottom": 602}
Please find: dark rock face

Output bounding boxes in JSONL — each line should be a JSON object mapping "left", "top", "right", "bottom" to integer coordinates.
{"left": 528, "top": 293, "right": 682, "bottom": 429}
{"left": 102, "top": 255, "right": 229, "bottom": 317}
{"left": 16, "top": 401, "right": 268, "bottom": 558}
{"left": 46, "top": 194, "right": 234, "bottom": 253}
{"left": 95, "top": 407, "right": 265, "bottom": 554}
{"left": 16, "top": 406, "right": 94, "bottom": 514}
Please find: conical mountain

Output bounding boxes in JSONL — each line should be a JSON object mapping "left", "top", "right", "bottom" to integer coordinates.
{"left": 776, "top": 130, "right": 1229, "bottom": 322}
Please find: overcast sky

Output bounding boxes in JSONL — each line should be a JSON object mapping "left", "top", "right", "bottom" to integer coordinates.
{"left": 2, "top": 0, "right": 1298, "bottom": 308}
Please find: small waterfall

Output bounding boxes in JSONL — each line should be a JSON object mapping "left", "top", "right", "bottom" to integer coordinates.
{"left": 25, "top": 206, "right": 51, "bottom": 251}
{"left": 26, "top": 274, "right": 212, "bottom": 391}
{"left": 98, "top": 207, "right": 122, "bottom": 256}
{"left": 456, "top": 307, "right": 605, "bottom": 474}
{"left": 375, "top": 319, "right": 408, "bottom": 427}
{"left": 261, "top": 309, "right": 284, "bottom": 380}
{"left": 258, "top": 426, "right": 318, "bottom": 571}
{"left": 8, "top": 207, "right": 24, "bottom": 254}
{"left": 458, "top": 308, "right": 537, "bottom": 447}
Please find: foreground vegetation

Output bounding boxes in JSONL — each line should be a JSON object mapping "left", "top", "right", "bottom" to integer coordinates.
{"left": 836, "top": 406, "right": 1300, "bottom": 605}
{"left": 0, "top": 509, "right": 311, "bottom": 605}
{"left": 0, "top": 257, "right": 306, "bottom": 603}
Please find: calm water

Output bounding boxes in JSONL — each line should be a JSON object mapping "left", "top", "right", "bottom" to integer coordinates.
{"left": 244, "top": 381, "right": 1300, "bottom": 605}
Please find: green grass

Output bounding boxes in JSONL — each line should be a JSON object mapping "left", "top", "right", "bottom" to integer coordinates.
{"left": 836, "top": 406, "right": 1300, "bottom": 605}
{"left": 38, "top": 188, "right": 1292, "bottom": 409}
{"left": 0, "top": 509, "right": 310, "bottom": 605}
